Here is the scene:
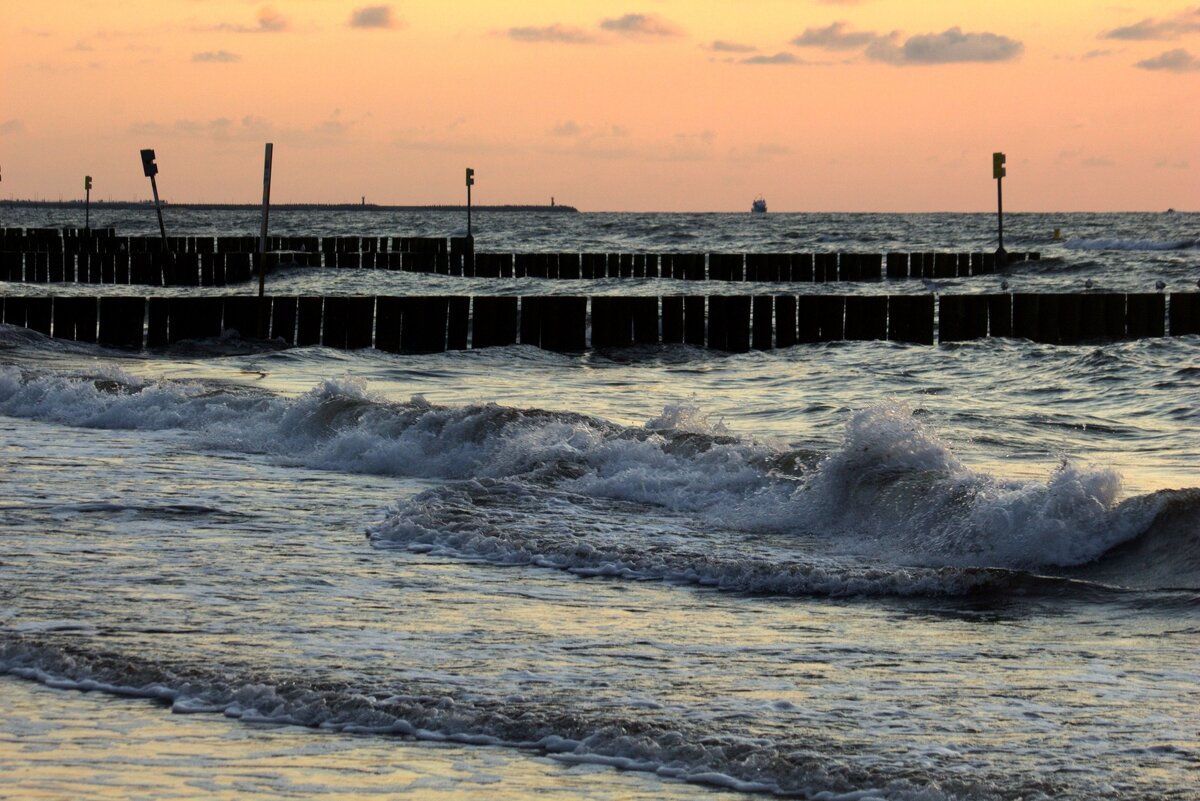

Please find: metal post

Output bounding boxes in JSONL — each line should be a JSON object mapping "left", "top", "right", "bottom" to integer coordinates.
{"left": 993, "top": 152, "right": 1006, "bottom": 263}
{"left": 85, "top": 176, "right": 91, "bottom": 230}
{"left": 141, "top": 149, "right": 167, "bottom": 245}
{"left": 149, "top": 174, "right": 167, "bottom": 243}
{"left": 996, "top": 176, "right": 1006, "bottom": 264}
{"left": 465, "top": 167, "right": 475, "bottom": 237}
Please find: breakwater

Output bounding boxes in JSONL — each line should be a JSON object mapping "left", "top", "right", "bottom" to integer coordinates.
{"left": 2, "top": 292, "right": 1195, "bottom": 351}
{"left": 1, "top": 229, "right": 1040, "bottom": 285}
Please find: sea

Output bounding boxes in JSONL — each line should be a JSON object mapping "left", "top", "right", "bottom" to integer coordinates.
{"left": 1, "top": 208, "right": 1197, "bottom": 800}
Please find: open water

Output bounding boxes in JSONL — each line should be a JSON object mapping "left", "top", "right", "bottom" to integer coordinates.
{"left": 1, "top": 209, "right": 1198, "bottom": 799}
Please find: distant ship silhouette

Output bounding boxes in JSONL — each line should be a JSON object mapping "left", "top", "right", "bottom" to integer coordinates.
{"left": 751, "top": 196, "right": 767, "bottom": 214}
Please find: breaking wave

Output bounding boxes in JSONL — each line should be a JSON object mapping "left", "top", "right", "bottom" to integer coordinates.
{"left": 1, "top": 365, "right": 1193, "bottom": 599}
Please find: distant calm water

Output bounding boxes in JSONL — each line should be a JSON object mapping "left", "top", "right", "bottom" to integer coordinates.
{"left": 1, "top": 209, "right": 1197, "bottom": 799}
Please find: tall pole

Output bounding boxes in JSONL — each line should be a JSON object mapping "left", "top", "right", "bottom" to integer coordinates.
{"left": 465, "top": 167, "right": 474, "bottom": 237}
{"left": 993, "top": 152, "right": 1006, "bottom": 263}
{"left": 84, "top": 176, "right": 92, "bottom": 230}
{"left": 258, "top": 143, "right": 274, "bottom": 338}
{"left": 259, "top": 143, "right": 273, "bottom": 298}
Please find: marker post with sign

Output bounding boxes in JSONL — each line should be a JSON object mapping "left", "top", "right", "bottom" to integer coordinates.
{"left": 140, "top": 149, "right": 168, "bottom": 246}
{"left": 993, "top": 152, "right": 1006, "bottom": 263}
{"left": 465, "top": 167, "right": 474, "bottom": 237}
{"left": 84, "top": 175, "right": 92, "bottom": 230}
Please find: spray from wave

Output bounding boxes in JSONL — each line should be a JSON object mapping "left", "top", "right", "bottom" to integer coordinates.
{"left": 0, "top": 366, "right": 1184, "bottom": 591}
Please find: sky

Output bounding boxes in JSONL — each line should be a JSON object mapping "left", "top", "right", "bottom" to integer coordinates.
{"left": 1, "top": 1, "right": 1197, "bottom": 211}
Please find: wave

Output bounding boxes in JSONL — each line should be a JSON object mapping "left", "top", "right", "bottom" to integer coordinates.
{"left": 1064, "top": 238, "right": 1198, "bottom": 252}
{"left": 0, "top": 366, "right": 1192, "bottom": 594}
{"left": 0, "top": 636, "right": 1063, "bottom": 800}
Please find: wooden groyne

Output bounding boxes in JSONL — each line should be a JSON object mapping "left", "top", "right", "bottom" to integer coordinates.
{"left": 2, "top": 293, "right": 1195, "bottom": 352}
{"left": 1, "top": 229, "right": 1039, "bottom": 286}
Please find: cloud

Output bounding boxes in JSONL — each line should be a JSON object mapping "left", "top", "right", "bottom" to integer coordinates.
{"left": 1082, "top": 156, "right": 1115, "bottom": 167}
{"left": 192, "top": 50, "right": 240, "bottom": 63}
{"left": 215, "top": 6, "right": 289, "bottom": 34}
{"left": 599, "top": 13, "right": 682, "bottom": 38}
{"left": 550, "top": 121, "right": 631, "bottom": 141}
{"left": 1135, "top": 48, "right": 1200, "bottom": 71}
{"left": 1082, "top": 48, "right": 1114, "bottom": 59}
{"left": 349, "top": 6, "right": 398, "bottom": 29}
{"left": 866, "top": 27, "right": 1023, "bottom": 65}
{"left": 791, "top": 21, "right": 882, "bottom": 50}
{"left": 1103, "top": 8, "right": 1200, "bottom": 41}
{"left": 705, "top": 40, "right": 757, "bottom": 53}
{"left": 508, "top": 24, "right": 597, "bottom": 44}
{"left": 1155, "top": 158, "right": 1189, "bottom": 169}
{"left": 129, "top": 114, "right": 349, "bottom": 144}
{"left": 741, "top": 52, "right": 803, "bottom": 65}
{"left": 0, "top": 119, "right": 25, "bottom": 135}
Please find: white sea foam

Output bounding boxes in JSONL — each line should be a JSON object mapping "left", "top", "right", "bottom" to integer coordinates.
{"left": 788, "top": 403, "right": 1158, "bottom": 568}
{"left": 0, "top": 368, "right": 1160, "bottom": 573}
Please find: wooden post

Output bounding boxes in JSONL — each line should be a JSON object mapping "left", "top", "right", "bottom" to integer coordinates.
{"left": 84, "top": 176, "right": 92, "bottom": 230}
{"left": 259, "top": 143, "right": 273, "bottom": 297}
{"left": 258, "top": 143, "right": 273, "bottom": 337}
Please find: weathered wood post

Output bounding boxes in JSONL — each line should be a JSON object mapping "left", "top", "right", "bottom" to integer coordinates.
{"left": 258, "top": 142, "right": 273, "bottom": 337}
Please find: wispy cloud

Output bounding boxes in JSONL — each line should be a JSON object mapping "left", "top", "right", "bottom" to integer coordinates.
{"left": 705, "top": 40, "right": 758, "bottom": 53}
{"left": 129, "top": 113, "right": 350, "bottom": 144}
{"left": 214, "top": 6, "right": 289, "bottom": 34}
{"left": 349, "top": 6, "right": 399, "bottom": 30}
{"left": 599, "top": 13, "right": 683, "bottom": 38}
{"left": 1135, "top": 48, "right": 1200, "bottom": 71}
{"left": 192, "top": 50, "right": 240, "bottom": 64}
{"left": 549, "top": 120, "right": 630, "bottom": 140}
{"left": 551, "top": 121, "right": 582, "bottom": 137}
{"left": 507, "top": 24, "right": 597, "bottom": 44}
{"left": 1155, "top": 158, "right": 1189, "bottom": 169}
{"left": 791, "top": 21, "right": 883, "bottom": 50}
{"left": 741, "top": 52, "right": 802, "bottom": 65}
{"left": 1103, "top": 8, "right": 1200, "bottom": 41}
{"left": 866, "top": 27, "right": 1023, "bottom": 65}
{"left": 0, "top": 119, "right": 25, "bottom": 136}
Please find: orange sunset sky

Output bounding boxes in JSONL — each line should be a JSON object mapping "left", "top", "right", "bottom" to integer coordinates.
{"left": 2, "top": 1, "right": 1197, "bottom": 211}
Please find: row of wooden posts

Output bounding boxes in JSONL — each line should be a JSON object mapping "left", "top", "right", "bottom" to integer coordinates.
{"left": 2, "top": 293, "right": 1196, "bottom": 352}
{"left": 1, "top": 247, "right": 1041, "bottom": 286}
{"left": 0, "top": 230, "right": 453, "bottom": 255}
